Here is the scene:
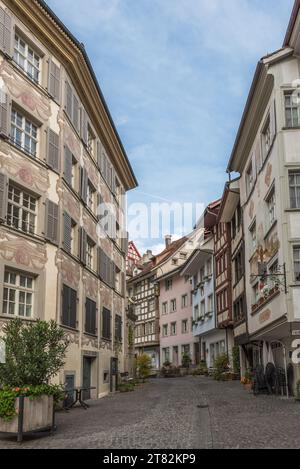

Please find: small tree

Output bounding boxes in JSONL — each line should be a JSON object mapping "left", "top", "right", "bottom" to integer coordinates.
{"left": 0, "top": 318, "right": 68, "bottom": 387}
{"left": 136, "top": 354, "right": 151, "bottom": 381}
{"left": 182, "top": 353, "right": 192, "bottom": 369}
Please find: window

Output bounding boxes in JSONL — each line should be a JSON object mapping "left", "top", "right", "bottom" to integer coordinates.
{"left": 171, "top": 322, "right": 177, "bottom": 336}
{"left": 14, "top": 34, "right": 41, "bottom": 83}
{"left": 206, "top": 259, "right": 212, "bottom": 277}
{"left": 234, "top": 250, "right": 243, "bottom": 283}
{"left": 102, "top": 307, "right": 111, "bottom": 340}
{"left": 149, "top": 299, "right": 155, "bottom": 312}
{"left": 246, "top": 161, "right": 254, "bottom": 196}
{"left": 87, "top": 181, "right": 96, "bottom": 212}
{"left": 170, "top": 299, "right": 177, "bottom": 313}
{"left": 87, "top": 125, "right": 95, "bottom": 158}
{"left": 262, "top": 115, "right": 271, "bottom": 159}
{"left": 86, "top": 237, "right": 95, "bottom": 270}
{"left": 234, "top": 296, "right": 245, "bottom": 322}
{"left": 285, "top": 91, "right": 300, "bottom": 128}
{"left": 182, "top": 344, "right": 190, "bottom": 356}
{"left": 3, "top": 270, "right": 34, "bottom": 317}
{"left": 249, "top": 221, "right": 257, "bottom": 255}
{"left": 115, "top": 314, "right": 122, "bottom": 342}
{"left": 11, "top": 109, "right": 38, "bottom": 156}
{"left": 85, "top": 298, "right": 96, "bottom": 335}
{"left": 162, "top": 324, "right": 168, "bottom": 337}
{"left": 163, "top": 348, "right": 170, "bottom": 363}
{"left": 165, "top": 279, "right": 172, "bottom": 291}
{"left": 293, "top": 247, "right": 300, "bottom": 282}
{"left": 266, "top": 187, "right": 276, "bottom": 227}
{"left": 162, "top": 302, "right": 168, "bottom": 315}
{"left": 200, "top": 268, "right": 205, "bottom": 282}
{"left": 181, "top": 294, "right": 188, "bottom": 308}
{"left": 252, "top": 283, "right": 260, "bottom": 305}
{"left": 200, "top": 300, "right": 205, "bottom": 317}
{"left": 289, "top": 171, "right": 300, "bottom": 209}
{"left": 7, "top": 184, "right": 37, "bottom": 235}
{"left": 62, "top": 284, "right": 77, "bottom": 329}
{"left": 194, "top": 304, "right": 199, "bottom": 320}
{"left": 182, "top": 319, "right": 188, "bottom": 334}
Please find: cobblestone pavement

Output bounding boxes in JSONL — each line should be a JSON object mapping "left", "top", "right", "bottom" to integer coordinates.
{"left": 1, "top": 377, "right": 300, "bottom": 449}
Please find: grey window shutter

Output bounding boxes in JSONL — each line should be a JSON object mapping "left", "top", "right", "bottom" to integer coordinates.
{"left": 81, "top": 108, "right": 88, "bottom": 145}
{"left": 0, "top": 172, "right": 8, "bottom": 222}
{"left": 63, "top": 211, "right": 72, "bottom": 253}
{"left": 80, "top": 167, "right": 88, "bottom": 203}
{"left": 73, "top": 95, "right": 79, "bottom": 132}
{"left": 79, "top": 227, "right": 87, "bottom": 265}
{"left": 111, "top": 261, "right": 116, "bottom": 289}
{"left": 0, "top": 7, "right": 11, "bottom": 56}
{"left": 270, "top": 99, "right": 277, "bottom": 142}
{"left": 121, "top": 231, "right": 129, "bottom": 255}
{"left": 70, "top": 288, "right": 77, "bottom": 329}
{"left": 65, "top": 80, "right": 72, "bottom": 118}
{"left": 121, "top": 272, "right": 125, "bottom": 297}
{"left": 97, "top": 247, "right": 101, "bottom": 277}
{"left": 47, "top": 129, "right": 60, "bottom": 172}
{"left": 0, "top": 91, "right": 10, "bottom": 138}
{"left": 96, "top": 140, "right": 102, "bottom": 168}
{"left": 111, "top": 168, "right": 116, "bottom": 195}
{"left": 48, "top": 60, "right": 61, "bottom": 103}
{"left": 45, "top": 199, "right": 60, "bottom": 245}
{"left": 64, "top": 145, "right": 73, "bottom": 186}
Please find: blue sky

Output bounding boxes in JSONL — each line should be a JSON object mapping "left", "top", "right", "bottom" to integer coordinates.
{"left": 46, "top": 0, "right": 294, "bottom": 254}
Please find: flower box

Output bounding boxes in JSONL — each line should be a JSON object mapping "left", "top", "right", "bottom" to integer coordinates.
{"left": 0, "top": 395, "right": 55, "bottom": 442}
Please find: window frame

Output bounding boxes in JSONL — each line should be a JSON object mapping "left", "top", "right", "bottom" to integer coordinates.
{"left": 13, "top": 32, "right": 42, "bottom": 84}
{"left": 3, "top": 269, "right": 35, "bottom": 318}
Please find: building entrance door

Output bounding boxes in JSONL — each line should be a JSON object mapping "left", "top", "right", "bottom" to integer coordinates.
{"left": 82, "top": 357, "right": 92, "bottom": 400}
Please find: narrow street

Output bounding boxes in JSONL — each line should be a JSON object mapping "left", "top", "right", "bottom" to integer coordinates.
{"left": 1, "top": 377, "right": 300, "bottom": 449}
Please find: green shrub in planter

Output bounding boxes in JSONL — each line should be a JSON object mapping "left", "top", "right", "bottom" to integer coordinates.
{"left": 136, "top": 354, "right": 152, "bottom": 381}
{"left": 0, "top": 318, "right": 68, "bottom": 423}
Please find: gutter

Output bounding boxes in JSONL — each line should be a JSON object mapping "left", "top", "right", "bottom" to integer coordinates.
{"left": 36, "top": 0, "right": 138, "bottom": 188}
{"left": 226, "top": 61, "right": 264, "bottom": 173}
{"left": 283, "top": 0, "right": 300, "bottom": 47}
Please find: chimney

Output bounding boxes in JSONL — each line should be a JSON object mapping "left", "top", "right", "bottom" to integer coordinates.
{"left": 142, "top": 250, "right": 153, "bottom": 264}
{"left": 165, "top": 235, "right": 172, "bottom": 248}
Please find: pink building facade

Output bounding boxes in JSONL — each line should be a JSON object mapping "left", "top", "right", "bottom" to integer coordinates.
{"left": 159, "top": 269, "right": 196, "bottom": 366}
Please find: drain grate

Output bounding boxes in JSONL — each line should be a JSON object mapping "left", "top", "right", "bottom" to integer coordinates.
{"left": 197, "top": 404, "right": 209, "bottom": 409}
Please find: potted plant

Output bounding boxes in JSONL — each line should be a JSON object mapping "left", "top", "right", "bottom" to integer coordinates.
{"left": 241, "top": 370, "right": 253, "bottom": 391}
{"left": 136, "top": 354, "right": 152, "bottom": 382}
{"left": 181, "top": 353, "right": 192, "bottom": 370}
{"left": 0, "top": 319, "right": 68, "bottom": 442}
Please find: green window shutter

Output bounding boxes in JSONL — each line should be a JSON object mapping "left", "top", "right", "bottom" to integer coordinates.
{"left": 63, "top": 211, "right": 72, "bottom": 253}
{"left": 0, "top": 7, "right": 11, "bottom": 56}
{"left": 48, "top": 59, "right": 61, "bottom": 103}
{"left": 47, "top": 129, "right": 60, "bottom": 172}
{"left": 64, "top": 145, "right": 73, "bottom": 186}
{"left": 45, "top": 199, "right": 60, "bottom": 245}
{"left": 0, "top": 172, "right": 8, "bottom": 222}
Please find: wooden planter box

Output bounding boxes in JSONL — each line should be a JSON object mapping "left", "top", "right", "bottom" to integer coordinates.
{"left": 0, "top": 395, "right": 55, "bottom": 443}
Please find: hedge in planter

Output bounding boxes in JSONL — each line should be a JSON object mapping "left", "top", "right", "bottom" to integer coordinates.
{"left": 0, "top": 318, "right": 68, "bottom": 440}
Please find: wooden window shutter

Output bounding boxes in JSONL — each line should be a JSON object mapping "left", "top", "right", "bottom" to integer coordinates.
{"left": 65, "top": 80, "right": 72, "bottom": 118}
{"left": 111, "top": 168, "right": 116, "bottom": 195}
{"left": 62, "top": 284, "right": 70, "bottom": 326}
{"left": 270, "top": 99, "right": 277, "bottom": 143}
{"left": 110, "top": 261, "right": 116, "bottom": 289}
{"left": 121, "top": 272, "right": 126, "bottom": 297}
{"left": 81, "top": 108, "right": 88, "bottom": 145}
{"left": 73, "top": 95, "right": 80, "bottom": 132}
{"left": 0, "top": 172, "right": 8, "bottom": 222}
{"left": 86, "top": 298, "right": 96, "bottom": 335}
{"left": 79, "top": 227, "right": 87, "bottom": 265}
{"left": 45, "top": 199, "right": 60, "bottom": 245}
{"left": 70, "top": 288, "right": 77, "bottom": 329}
{"left": 64, "top": 145, "right": 73, "bottom": 186}
{"left": 0, "top": 7, "right": 12, "bottom": 56}
{"left": 96, "top": 140, "right": 102, "bottom": 169}
{"left": 0, "top": 91, "right": 10, "bottom": 138}
{"left": 47, "top": 129, "right": 60, "bottom": 172}
{"left": 48, "top": 60, "right": 61, "bottom": 102}
{"left": 80, "top": 167, "right": 88, "bottom": 203}
{"left": 63, "top": 211, "right": 72, "bottom": 253}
